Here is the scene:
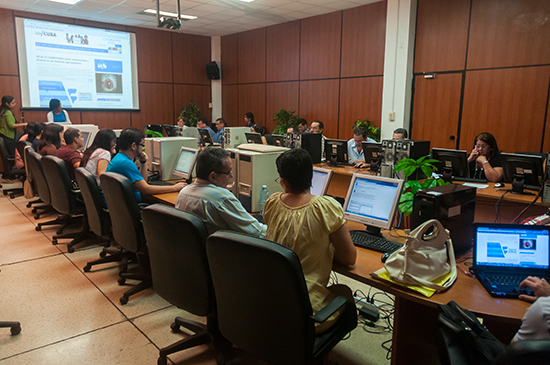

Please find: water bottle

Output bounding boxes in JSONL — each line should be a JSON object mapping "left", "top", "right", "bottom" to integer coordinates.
{"left": 259, "top": 185, "right": 269, "bottom": 215}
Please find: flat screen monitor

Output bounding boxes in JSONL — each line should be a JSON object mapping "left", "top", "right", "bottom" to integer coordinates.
{"left": 362, "top": 142, "right": 381, "bottom": 171}
{"left": 245, "top": 132, "right": 263, "bottom": 144}
{"left": 172, "top": 147, "right": 199, "bottom": 182}
{"left": 164, "top": 125, "right": 177, "bottom": 137}
{"left": 271, "top": 134, "right": 284, "bottom": 147}
{"left": 311, "top": 167, "right": 333, "bottom": 196}
{"left": 343, "top": 173, "right": 404, "bottom": 236}
{"left": 198, "top": 128, "right": 213, "bottom": 146}
{"left": 325, "top": 139, "right": 348, "bottom": 166}
{"left": 80, "top": 131, "right": 90, "bottom": 150}
{"left": 65, "top": 124, "right": 98, "bottom": 149}
{"left": 431, "top": 148, "right": 470, "bottom": 181}
{"left": 501, "top": 152, "right": 546, "bottom": 194}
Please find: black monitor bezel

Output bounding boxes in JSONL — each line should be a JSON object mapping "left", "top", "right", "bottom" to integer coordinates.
{"left": 431, "top": 148, "right": 470, "bottom": 179}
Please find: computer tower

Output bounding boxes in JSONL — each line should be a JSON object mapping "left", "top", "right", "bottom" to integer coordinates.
{"left": 283, "top": 133, "right": 296, "bottom": 148}
{"left": 148, "top": 137, "right": 198, "bottom": 181}
{"left": 411, "top": 184, "right": 476, "bottom": 254}
{"left": 236, "top": 149, "right": 285, "bottom": 212}
{"left": 227, "top": 148, "right": 239, "bottom": 197}
{"left": 543, "top": 152, "right": 550, "bottom": 204}
{"left": 221, "top": 127, "right": 250, "bottom": 148}
{"left": 294, "top": 133, "right": 322, "bottom": 163}
{"left": 394, "top": 140, "right": 431, "bottom": 180}
{"left": 380, "top": 139, "right": 396, "bottom": 178}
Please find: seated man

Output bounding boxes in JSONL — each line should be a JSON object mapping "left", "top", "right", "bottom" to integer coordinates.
{"left": 197, "top": 117, "right": 219, "bottom": 143}
{"left": 215, "top": 117, "right": 226, "bottom": 142}
{"left": 311, "top": 120, "right": 327, "bottom": 160}
{"left": 54, "top": 127, "right": 83, "bottom": 180}
{"left": 106, "top": 127, "right": 185, "bottom": 203}
{"left": 513, "top": 276, "right": 550, "bottom": 341}
{"left": 175, "top": 146, "right": 266, "bottom": 237}
{"left": 347, "top": 126, "right": 376, "bottom": 165}
{"left": 393, "top": 128, "right": 408, "bottom": 139}
{"left": 298, "top": 118, "right": 310, "bottom": 133}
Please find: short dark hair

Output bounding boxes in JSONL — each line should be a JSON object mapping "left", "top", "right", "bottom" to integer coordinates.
{"left": 474, "top": 132, "right": 499, "bottom": 160}
{"left": 38, "top": 123, "right": 63, "bottom": 150}
{"left": 196, "top": 147, "right": 230, "bottom": 180}
{"left": 312, "top": 120, "right": 324, "bottom": 129}
{"left": 49, "top": 98, "right": 61, "bottom": 111}
{"left": 216, "top": 118, "right": 226, "bottom": 127}
{"left": 64, "top": 128, "right": 80, "bottom": 145}
{"left": 353, "top": 126, "right": 367, "bottom": 140}
{"left": 118, "top": 127, "right": 144, "bottom": 150}
{"left": 252, "top": 124, "right": 267, "bottom": 136}
{"left": 393, "top": 128, "right": 408, "bottom": 139}
{"left": 276, "top": 148, "right": 313, "bottom": 193}
{"left": 198, "top": 117, "right": 209, "bottom": 126}
{"left": 298, "top": 118, "right": 308, "bottom": 127}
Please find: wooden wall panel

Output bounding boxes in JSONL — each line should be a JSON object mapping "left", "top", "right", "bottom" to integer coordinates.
{"left": 265, "top": 82, "right": 299, "bottom": 133}
{"left": 172, "top": 33, "right": 211, "bottom": 85}
{"left": 468, "top": 0, "right": 550, "bottom": 69}
{"left": 266, "top": 21, "right": 300, "bottom": 82}
{"left": 22, "top": 110, "right": 81, "bottom": 125}
{"left": 544, "top": 93, "right": 550, "bottom": 153}
{"left": 221, "top": 34, "right": 238, "bottom": 85}
{"left": 460, "top": 67, "right": 550, "bottom": 153}
{"left": 0, "top": 76, "right": 22, "bottom": 121}
{"left": 222, "top": 85, "right": 239, "bottom": 126}
{"left": 341, "top": 2, "right": 387, "bottom": 77}
{"left": 300, "top": 12, "right": 342, "bottom": 80}
{"left": 130, "top": 83, "right": 174, "bottom": 130}
{"left": 0, "top": 9, "right": 18, "bottom": 76}
{"left": 238, "top": 29, "right": 266, "bottom": 84}
{"left": 414, "top": 0, "right": 470, "bottom": 73}
{"left": 299, "top": 79, "right": 339, "bottom": 138}
{"left": 129, "top": 26, "right": 172, "bottom": 83}
{"left": 338, "top": 77, "right": 383, "bottom": 139}
{"left": 81, "top": 111, "right": 130, "bottom": 130}
{"left": 173, "top": 84, "right": 211, "bottom": 122}
{"left": 411, "top": 74, "right": 462, "bottom": 149}
{"left": 238, "top": 84, "right": 266, "bottom": 126}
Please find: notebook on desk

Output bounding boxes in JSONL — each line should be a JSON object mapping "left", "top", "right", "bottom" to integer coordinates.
{"left": 472, "top": 223, "right": 550, "bottom": 298}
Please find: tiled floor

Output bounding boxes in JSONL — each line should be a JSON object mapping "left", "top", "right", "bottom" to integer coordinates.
{"left": 0, "top": 189, "right": 392, "bottom": 364}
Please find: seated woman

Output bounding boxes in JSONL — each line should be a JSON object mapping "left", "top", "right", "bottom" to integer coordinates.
{"left": 263, "top": 148, "right": 357, "bottom": 333}
{"left": 37, "top": 123, "right": 64, "bottom": 156}
{"left": 251, "top": 124, "right": 274, "bottom": 145}
{"left": 467, "top": 132, "right": 503, "bottom": 182}
{"left": 46, "top": 98, "right": 71, "bottom": 124}
{"left": 81, "top": 129, "right": 117, "bottom": 186}
{"left": 14, "top": 121, "right": 38, "bottom": 169}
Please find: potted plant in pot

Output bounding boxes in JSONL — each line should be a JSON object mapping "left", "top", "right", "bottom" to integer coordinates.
{"left": 179, "top": 102, "right": 201, "bottom": 127}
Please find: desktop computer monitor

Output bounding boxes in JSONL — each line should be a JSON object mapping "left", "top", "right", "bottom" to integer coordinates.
{"left": 65, "top": 124, "right": 98, "bottom": 150}
{"left": 198, "top": 128, "right": 214, "bottom": 146}
{"left": 164, "top": 125, "right": 178, "bottom": 136}
{"left": 145, "top": 124, "right": 163, "bottom": 138}
{"left": 311, "top": 167, "right": 333, "bottom": 196}
{"left": 325, "top": 139, "right": 348, "bottom": 166}
{"left": 362, "top": 142, "right": 381, "bottom": 171}
{"left": 172, "top": 147, "right": 199, "bottom": 183}
{"left": 343, "top": 173, "right": 404, "bottom": 236}
{"left": 245, "top": 132, "right": 263, "bottom": 144}
{"left": 271, "top": 134, "right": 284, "bottom": 147}
{"left": 501, "top": 152, "right": 546, "bottom": 194}
{"left": 431, "top": 148, "right": 470, "bottom": 181}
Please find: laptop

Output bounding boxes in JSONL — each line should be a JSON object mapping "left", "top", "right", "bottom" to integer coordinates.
{"left": 472, "top": 223, "right": 550, "bottom": 298}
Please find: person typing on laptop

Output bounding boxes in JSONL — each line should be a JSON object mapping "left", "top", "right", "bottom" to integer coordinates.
{"left": 513, "top": 276, "right": 550, "bottom": 341}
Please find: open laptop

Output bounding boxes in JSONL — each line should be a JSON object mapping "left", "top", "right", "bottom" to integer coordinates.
{"left": 472, "top": 223, "right": 550, "bottom": 298}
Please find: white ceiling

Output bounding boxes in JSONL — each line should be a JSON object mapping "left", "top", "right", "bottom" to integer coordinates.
{"left": 0, "top": 0, "right": 382, "bottom": 36}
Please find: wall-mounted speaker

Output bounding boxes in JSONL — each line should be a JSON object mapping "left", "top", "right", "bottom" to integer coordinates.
{"left": 206, "top": 61, "right": 220, "bottom": 80}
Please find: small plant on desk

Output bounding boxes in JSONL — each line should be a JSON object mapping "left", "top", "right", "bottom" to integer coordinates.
{"left": 395, "top": 155, "right": 449, "bottom": 215}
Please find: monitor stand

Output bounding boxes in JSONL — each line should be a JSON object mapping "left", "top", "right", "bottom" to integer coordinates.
{"left": 328, "top": 154, "right": 339, "bottom": 167}
{"left": 363, "top": 224, "right": 383, "bottom": 237}
{"left": 441, "top": 166, "right": 453, "bottom": 183}
{"left": 511, "top": 174, "right": 534, "bottom": 195}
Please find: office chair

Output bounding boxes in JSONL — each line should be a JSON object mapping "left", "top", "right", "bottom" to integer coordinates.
{"left": 492, "top": 340, "right": 550, "bottom": 365}
{"left": 206, "top": 231, "right": 358, "bottom": 365}
{"left": 17, "top": 141, "right": 42, "bottom": 208}
{"left": 0, "top": 137, "right": 25, "bottom": 198}
{"left": 142, "top": 204, "right": 226, "bottom": 365}
{"left": 100, "top": 172, "right": 151, "bottom": 305}
{"left": 41, "top": 156, "right": 92, "bottom": 252}
{"left": 74, "top": 168, "right": 131, "bottom": 272}
{"left": 0, "top": 321, "right": 21, "bottom": 335}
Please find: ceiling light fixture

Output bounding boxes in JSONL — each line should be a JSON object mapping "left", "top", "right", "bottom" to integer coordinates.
{"left": 48, "top": 0, "right": 82, "bottom": 4}
{"left": 143, "top": 9, "right": 197, "bottom": 20}
{"left": 237, "top": 0, "right": 256, "bottom": 3}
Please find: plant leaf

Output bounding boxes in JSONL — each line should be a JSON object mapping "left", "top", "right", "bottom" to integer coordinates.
{"left": 408, "top": 180, "right": 422, "bottom": 193}
{"left": 421, "top": 165, "right": 434, "bottom": 178}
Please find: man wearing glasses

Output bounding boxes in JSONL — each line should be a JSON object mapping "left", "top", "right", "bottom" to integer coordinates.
{"left": 175, "top": 146, "right": 266, "bottom": 237}
{"left": 106, "top": 127, "right": 185, "bottom": 202}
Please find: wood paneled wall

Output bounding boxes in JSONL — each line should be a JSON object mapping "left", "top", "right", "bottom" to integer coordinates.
{"left": 412, "top": 0, "right": 550, "bottom": 153}
{"left": 221, "top": 2, "right": 387, "bottom": 138}
{"left": 0, "top": 8, "right": 212, "bottom": 132}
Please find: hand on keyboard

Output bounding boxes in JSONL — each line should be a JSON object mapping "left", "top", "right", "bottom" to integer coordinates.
{"left": 519, "top": 277, "right": 550, "bottom": 303}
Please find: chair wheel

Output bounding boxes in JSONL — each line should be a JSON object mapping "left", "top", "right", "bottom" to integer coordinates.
{"left": 68, "top": 246, "right": 75, "bottom": 253}
{"left": 52, "top": 238, "right": 58, "bottom": 245}
{"left": 34, "top": 215, "right": 40, "bottom": 220}
{"left": 170, "top": 322, "right": 181, "bottom": 332}
{"left": 120, "top": 296, "right": 128, "bottom": 305}
{"left": 99, "top": 251, "right": 107, "bottom": 258}
{"left": 27, "top": 202, "right": 32, "bottom": 208}
{"left": 11, "top": 324, "right": 21, "bottom": 336}
{"left": 10, "top": 195, "right": 15, "bottom": 199}
{"left": 158, "top": 356, "right": 167, "bottom": 365}
{"left": 35, "top": 226, "right": 41, "bottom": 231}
{"left": 117, "top": 277, "right": 126, "bottom": 285}
{"left": 3, "top": 191, "right": 7, "bottom": 195}
{"left": 56, "top": 229, "right": 63, "bottom": 235}
{"left": 83, "top": 264, "right": 91, "bottom": 272}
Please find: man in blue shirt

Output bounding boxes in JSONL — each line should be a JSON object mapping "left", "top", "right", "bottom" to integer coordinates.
{"left": 106, "top": 127, "right": 185, "bottom": 202}
{"left": 348, "top": 126, "right": 376, "bottom": 165}
{"left": 197, "top": 117, "right": 218, "bottom": 144}
{"left": 215, "top": 117, "right": 226, "bottom": 142}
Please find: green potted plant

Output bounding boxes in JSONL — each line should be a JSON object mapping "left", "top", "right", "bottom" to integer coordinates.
{"left": 179, "top": 102, "right": 201, "bottom": 127}
{"left": 272, "top": 109, "right": 299, "bottom": 135}
{"left": 395, "top": 156, "right": 450, "bottom": 216}
{"left": 352, "top": 118, "right": 380, "bottom": 142}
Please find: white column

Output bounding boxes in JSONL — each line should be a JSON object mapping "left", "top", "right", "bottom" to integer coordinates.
{"left": 380, "top": 0, "right": 417, "bottom": 140}
{"left": 211, "top": 35, "right": 222, "bottom": 121}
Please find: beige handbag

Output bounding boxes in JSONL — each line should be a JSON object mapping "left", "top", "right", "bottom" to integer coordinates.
{"left": 384, "top": 219, "right": 457, "bottom": 291}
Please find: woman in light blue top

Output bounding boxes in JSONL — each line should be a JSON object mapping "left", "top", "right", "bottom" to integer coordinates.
{"left": 46, "top": 99, "right": 71, "bottom": 124}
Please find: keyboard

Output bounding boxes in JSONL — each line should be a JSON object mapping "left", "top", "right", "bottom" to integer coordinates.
{"left": 148, "top": 180, "right": 174, "bottom": 186}
{"left": 483, "top": 273, "right": 527, "bottom": 286}
{"left": 524, "top": 184, "right": 542, "bottom": 192}
{"left": 349, "top": 230, "right": 403, "bottom": 254}
{"left": 452, "top": 177, "right": 487, "bottom": 183}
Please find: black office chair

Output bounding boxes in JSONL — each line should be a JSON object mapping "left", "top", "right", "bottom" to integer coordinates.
{"left": 41, "top": 155, "right": 92, "bottom": 252}
{"left": 206, "top": 231, "right": 358, "bottom": 365}
{"left": 142, "top": 204, "right": 226, "bottom": 365}
{"left": 492, "top": 340, "right": 550, "bottom": 365}
{"left": 0, "top": 137, "right": 25, "bottom": 198}
{"left": 100, "top": 172, "right": 151, "bottom": 305}
{"left": 0, "top": 321, "right": 21, "bottom": 335}
{"left": 17, "top": 141, "right": 42, "bottom": 208}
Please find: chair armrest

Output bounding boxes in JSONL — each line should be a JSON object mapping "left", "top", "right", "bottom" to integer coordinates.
{"left": 311, "top": 296, "right": 350, "bottom": 323}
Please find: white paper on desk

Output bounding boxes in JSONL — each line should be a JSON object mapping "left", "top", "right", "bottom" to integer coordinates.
{"left": 463, "top": 183, "right": 489, "bottom": 189}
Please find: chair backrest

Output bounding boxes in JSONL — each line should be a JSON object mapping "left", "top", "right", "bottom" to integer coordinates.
{"left": 41, "top": 155, "right": 76, "bottom": 215}
{"left": 26, "top": 150, "right": 51, "bottom": 205}
{"left": 206, "top": 231, "right": 314, "bottom": 365}
{"left": 15, "top": 140, "right": 30, "bottom": 165}
{"left": 142, "top": 204, "right": 213, "bottom": 316}
{"left": 0, "top": 137, "right": 13, "bottom": 173}
{"left": 75, "top": 167, "right": 110, "bottom": 237}
{"left": 492, "top": 340, "right": 550, "bottom": 365}
{"left": 100, "top": 172, "right": 144, "bottom": 253}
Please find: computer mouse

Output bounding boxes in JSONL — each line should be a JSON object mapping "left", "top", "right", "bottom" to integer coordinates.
{"left": 518, "top": 287, "right": 535, "bottom": 297}
{"left": 354, "top": 164, "right": 361, "bottom": 169}
{"left": 494, "top": 182, "right": 505, "bottom": 188}
{"left": 381, "top": 252, "right": 391, "bottom": 263}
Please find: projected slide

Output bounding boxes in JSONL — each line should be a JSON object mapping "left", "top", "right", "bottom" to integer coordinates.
{"left": 16, "top": 18, "right": 139, "bottom": 110}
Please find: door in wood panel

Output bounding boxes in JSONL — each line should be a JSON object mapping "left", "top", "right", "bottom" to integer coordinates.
{"left": 81, "top": 112, "right": 131, "bottom": 130}
{"left": 238, "top": 84, "right": 266, "bottom": 126}
{"left": 238, "top": 29, "right": 266, "bottom": 84}
{"left": 0, "top": 9, "right": 18, "bottom": 76}
{"left": 339, "top": 77, "right": 383, "bottom": 140}
{"left": 221, "top": 34, "right": 238, "bottom": 85}
{"left": 300, "top": 12, "right": 342, "bottom": 80}
{"left": 266, "top": 21, "right": 300, "bottom": 82}
{"left": 222, "top": 85, "right": 239, "bottom": 126}
{"left": 299, "top": 79, "right": 340, "bottom": 139}
{"left": 172, "top": 33, "right": 211, "bottom": 85}
{"left": 468, "top": 0, "right": 550, "bottom": 69}
{"left": 266, "top": 82, "right": 299, "bottom": 134}
{"left": 460, "top": 67, "right": 550, "bottom": 153}
{"left": 129, "top": 26, "right": 172, "bottom": 83}
{"left": 173, "top": 84, "right": 211, "bottom": 123}
{"left": 411, "top": 73, "right": 462, "bottom": 149}
{"left": 341, "top": 2, "right": 387, "bottom": 77}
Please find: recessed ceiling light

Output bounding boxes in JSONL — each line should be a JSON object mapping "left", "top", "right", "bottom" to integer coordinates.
{"left": 48, "top": 0, "right": 82, "bottom": 4}
{"left": 238, "top": 0, "right": 256, "bottom": 2}
{"left": 143, "top": 9, "right": 197, "bottom": 20}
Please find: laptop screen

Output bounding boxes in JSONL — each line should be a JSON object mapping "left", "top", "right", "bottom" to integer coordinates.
{"left": 474, "top": 225, "right": 550, "bottom": 269}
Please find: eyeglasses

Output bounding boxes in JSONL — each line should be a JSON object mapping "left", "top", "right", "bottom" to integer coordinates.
{"left": 275, "top": 177, "right": 280, "bottom": 183}
{"left": 138, "top": 142, "right": 146, "bottom": 151}
{"left": 215, "top": 169, "right": 232, "bottom": 176}
{"left": 474, "top": 144, "right": 489, "bottom": 150}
